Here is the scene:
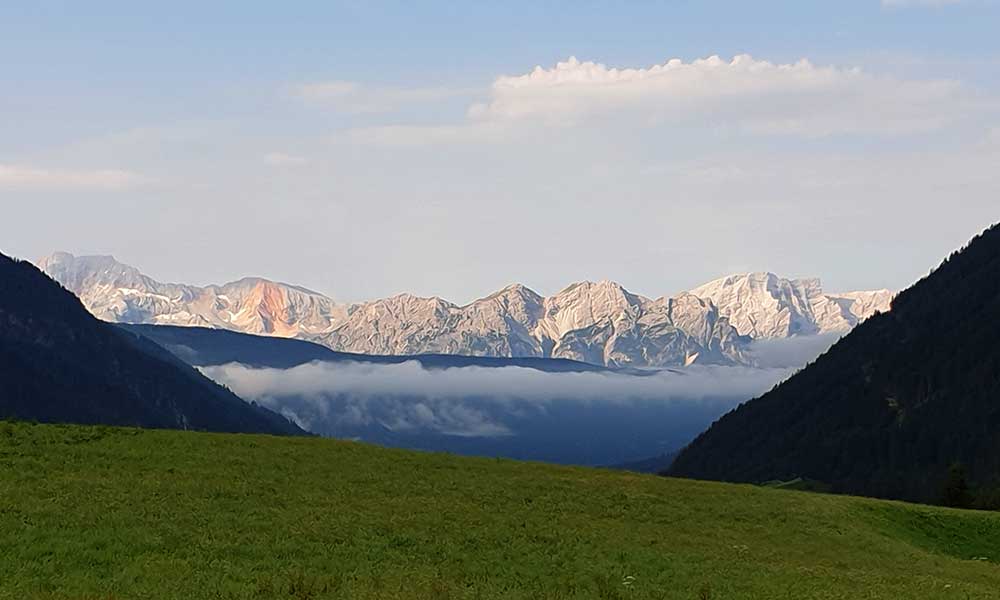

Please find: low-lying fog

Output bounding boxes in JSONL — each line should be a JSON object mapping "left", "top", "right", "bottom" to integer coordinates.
{"left": 202, "top": 335, "right": 837, "bottom": 466}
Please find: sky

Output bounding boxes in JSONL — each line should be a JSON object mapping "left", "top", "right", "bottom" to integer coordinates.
{"left": 1, "top": 1, "right": 998, "bottom": 304}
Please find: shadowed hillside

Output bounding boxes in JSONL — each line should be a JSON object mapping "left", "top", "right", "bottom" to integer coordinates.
{"left": 670, "top": 223, "right": 1000, "bottom": 505}
{"left": 0, "top": 252, "right": 304, "bottom": 435}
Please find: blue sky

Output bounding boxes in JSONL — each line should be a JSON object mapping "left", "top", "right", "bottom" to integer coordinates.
{"left": 2, "top": 1, "right": 998, "bottom": 302}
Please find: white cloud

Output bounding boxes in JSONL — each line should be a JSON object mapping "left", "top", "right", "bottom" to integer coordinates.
{"left": 292, "top": 80, "right": 473, "bottom": 114}
{"left": 336, "top": 54, "right": 985, "bottom": 146}
{"left": 0, "top": 164, "right": 146, "bottom": 191}
{"left": 464, "top": 54, "right": 972, "bottom": 137}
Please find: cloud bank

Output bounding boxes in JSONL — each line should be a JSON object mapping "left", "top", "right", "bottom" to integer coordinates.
{"left": 204, "top": 360, "right": 794, "bottom": 440}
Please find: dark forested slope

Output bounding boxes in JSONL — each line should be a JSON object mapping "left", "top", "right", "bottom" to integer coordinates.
{"left": 0, "top": 252, "right": 303, "bottom": 435}
{"left": 670, "top": 223, "right": 1000, "bottom": 504}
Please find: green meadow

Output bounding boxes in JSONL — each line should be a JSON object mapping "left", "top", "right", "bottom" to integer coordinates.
{"left": 2, "top": 422, "right": 999, "bottom": 599}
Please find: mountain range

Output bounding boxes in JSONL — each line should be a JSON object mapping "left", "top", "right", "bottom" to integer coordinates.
{"left": 39, "top": 252, "right": 891, "bottom": 368}
{"left": 670, "top": 223, "right": 1000, "bottom": 505}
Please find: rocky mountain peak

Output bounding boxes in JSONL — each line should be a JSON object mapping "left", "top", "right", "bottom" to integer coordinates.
{"left": 37, "top": 252, "right": 891, "bottom": 368}
{"left": 691, "top": 272, "right": 891, "bottom": 338}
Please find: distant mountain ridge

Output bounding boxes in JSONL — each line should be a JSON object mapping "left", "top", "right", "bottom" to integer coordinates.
{"left": 39, "top": 252, "right": 347, "bottom": 337}
{"left": 118, "top": 323, "right": 631, "bottom": 374}
{"left": 39, "top": 252, "right": 891, "bottom": 368}
{"left": 669, "top": 223, "right": 1000, "bottom": 505}
{"left": 0, "top": 251, "right": 305, "bottom": 435}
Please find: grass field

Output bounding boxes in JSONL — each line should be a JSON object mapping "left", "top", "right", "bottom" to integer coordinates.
{"left": 2, "top": 422, "right": 1000, "bottom": 599}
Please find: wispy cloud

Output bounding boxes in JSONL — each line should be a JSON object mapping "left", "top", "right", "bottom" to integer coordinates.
{"left": 291, "top": 80, "right": 476, "bottom": 114}
{"left": 342, "top": 122, "right": 507, "bottom": 146}
{"left": 0, "top": 164, "right": 147, "bottom": 191}
{"left": 263, "top": 152, "right": 309, "bottom": 166}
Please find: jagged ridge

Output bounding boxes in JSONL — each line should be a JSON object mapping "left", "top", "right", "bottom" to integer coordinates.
{"left": 38, "top": 252, "right": 890, "bottom": 368}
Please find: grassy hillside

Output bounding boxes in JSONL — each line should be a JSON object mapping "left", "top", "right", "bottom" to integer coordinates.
{"left": 2, "top": 423, "right": 1000, "bottom": 599}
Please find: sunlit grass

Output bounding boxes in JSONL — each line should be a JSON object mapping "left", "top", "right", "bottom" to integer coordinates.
{"left": 2, "top": 422, "right": 1000, "bottom": 599}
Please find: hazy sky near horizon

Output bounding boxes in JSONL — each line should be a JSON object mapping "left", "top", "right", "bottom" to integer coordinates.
{"left": 1, "top": 1, "right": 998, "bottom": 303}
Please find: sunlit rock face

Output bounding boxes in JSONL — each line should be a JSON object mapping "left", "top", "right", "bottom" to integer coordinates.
{"left": 690, "top": 272, "right": 891, "bottom": 338}
{"left": 38, "top": 252, "right": 347, "bottom": 337}
{"left": 39, "top": 253, "right": 890, "bottom": 368}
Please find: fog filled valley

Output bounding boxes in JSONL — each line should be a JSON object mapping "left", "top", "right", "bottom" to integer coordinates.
{"left": 36, "top": 252, "right": 853, "bottom": 466}
{"left": 203, "top": 360, "right": 801, "bottom": 465}
{"left": 121, "top": 319, "right": 840, "bottom": 467}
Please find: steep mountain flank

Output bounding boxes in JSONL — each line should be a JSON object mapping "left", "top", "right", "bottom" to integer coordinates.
{"left": 0, "top": 252, "right": 304, "bottom": 435}
{"left": 670, "top": 224, "right": 1000, "bottom": 504}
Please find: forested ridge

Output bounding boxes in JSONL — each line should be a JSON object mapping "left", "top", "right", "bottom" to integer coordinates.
{"left": 0, "top": 252, "right": 303, "bottom": 435}
{"left": 670, "top": 223, "right": 1000, "bottom": 506}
